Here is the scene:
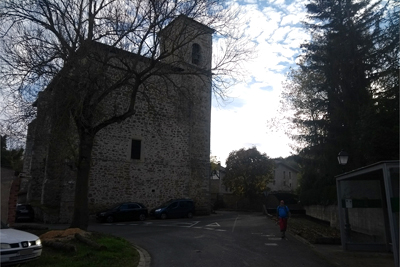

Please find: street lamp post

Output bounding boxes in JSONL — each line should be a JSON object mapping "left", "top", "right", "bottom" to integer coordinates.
{"left": 210, "top": 163, "right": 221, "bottom": 214}
{"left": 337, "top": 150, "right": 351, "bottom": 240}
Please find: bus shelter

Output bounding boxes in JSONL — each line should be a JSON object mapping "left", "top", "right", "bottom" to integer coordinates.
{"left": 336, "top": 161, "right": 399, "bottom": 267}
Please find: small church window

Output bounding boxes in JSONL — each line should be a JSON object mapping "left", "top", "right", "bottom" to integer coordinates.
{"left": 131, "top": 139, "right": 141, "bottom": 160}
{"left": 192, "top": 43, "right": 201, "bottom": 65}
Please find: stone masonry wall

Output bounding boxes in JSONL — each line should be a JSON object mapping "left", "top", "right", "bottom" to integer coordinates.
{"left": 25, "top": 90, "right": 54, "bottom": 220}
{"left": 305, "top": 204, "right": 387, "bottom": 240}
{"left": 24, "top": 16, "right": 213, "bottom": 222}
{"left": 305, "top": 205, "right": 340, "bottom": 228}
{"left": 88, "top": 71, "right": 211, "bottom": 213}
{"left": 85, "top": 17, "right": 213, "bottom": 215}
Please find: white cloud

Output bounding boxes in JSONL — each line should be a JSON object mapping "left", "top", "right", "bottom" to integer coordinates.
{"left": 210, "top": 0, "right": 308, "bottom": 164}
{"left": 281, "top": 14, "right": 300, "bottom": 26}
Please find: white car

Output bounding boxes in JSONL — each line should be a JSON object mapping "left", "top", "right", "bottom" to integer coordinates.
{"left": 1, "top": 222, "right": 42, "bottom": 266}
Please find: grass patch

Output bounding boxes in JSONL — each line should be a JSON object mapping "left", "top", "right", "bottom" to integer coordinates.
{"left": 23, "top": 232, "right": 140, "bottom": 267}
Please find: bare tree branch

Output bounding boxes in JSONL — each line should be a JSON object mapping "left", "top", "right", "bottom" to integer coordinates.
{"left": 0, "top": 0, "right": 254, "bottom": 229}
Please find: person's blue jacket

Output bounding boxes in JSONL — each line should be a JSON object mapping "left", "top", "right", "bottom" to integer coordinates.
{"left": 277, "top": 205, "right": 290, "bottom": 218}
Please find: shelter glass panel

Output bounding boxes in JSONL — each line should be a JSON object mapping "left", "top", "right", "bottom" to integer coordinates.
{"left": 339, "top": 179, "right": 386, "bottom": 245}
{"left": 389, "top": 167, "right": 399, "bottom": 258}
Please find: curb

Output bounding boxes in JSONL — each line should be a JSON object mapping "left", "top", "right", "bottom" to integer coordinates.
{"left": 288, "top": 232, "right": 342, "bottom": 266}
{"left": 289, "top": 231, "right": 315, "bottom": 248}
{"left": 133, "top": 245, "right": 151, "bottom": 267}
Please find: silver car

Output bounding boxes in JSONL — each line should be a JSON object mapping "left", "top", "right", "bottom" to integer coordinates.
{"left": 0, "top": 222, "right": 42, "bottom": 266}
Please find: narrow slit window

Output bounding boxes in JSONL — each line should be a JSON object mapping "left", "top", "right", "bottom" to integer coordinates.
{"left": 192, "top": 43, "right": 201, "bottom": 65}
{"left": 131, "top": 139, "right": 141, "bottom": 160}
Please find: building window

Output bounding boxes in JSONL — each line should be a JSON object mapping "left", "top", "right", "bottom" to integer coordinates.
{"left": 192, "top": 43, "right": 201, "bottom": 65}
{"left": 131, "top": 139, "right": 141, "bottom": 160}
{"left": 283, "top": 171, "right": 286, "bottom": 179}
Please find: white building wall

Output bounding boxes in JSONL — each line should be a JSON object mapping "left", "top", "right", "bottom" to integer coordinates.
{"left": 268, "top": 162, "right": 299, "bottom": 192}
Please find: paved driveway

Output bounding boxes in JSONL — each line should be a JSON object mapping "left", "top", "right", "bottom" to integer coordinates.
{"left": 89, "top": 211, "right": 334, "bottom": 267}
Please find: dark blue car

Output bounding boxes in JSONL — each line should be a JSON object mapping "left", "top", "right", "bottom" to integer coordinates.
{"left": 96, "top": 202, "right": 148, "bottom": 223}
{"left": 15, "top": 204, "right": 35, "bottom": 222}
{"left": 150, "top": 199, "right": 195, "bottom": 219}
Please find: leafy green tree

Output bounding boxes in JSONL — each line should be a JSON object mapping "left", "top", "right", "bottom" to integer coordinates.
{"left": 210, "top": 155, "right": 220, "bottom": 173}
{"left": 223, "top": 147, "right": 274, "bottom": 204}
{"left": 282, "top": 0, "right": 399, "bottom": 205}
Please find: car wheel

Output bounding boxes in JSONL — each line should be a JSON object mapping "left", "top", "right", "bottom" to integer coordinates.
{"left": 187, "top": 212, "right": 193, "bottom": 218}
{"left": 160, "top": 213, "right": 167, "bottom": 220}
{"left": 139, "top": 213, "right": 146, "bottom": 221}
{"left": 106, "top": 216, "right": 114, "bottom": 223}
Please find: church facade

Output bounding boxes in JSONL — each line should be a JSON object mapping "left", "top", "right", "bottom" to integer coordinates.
{"left": 22, "top": 16, "right": 214, "bottom": 223}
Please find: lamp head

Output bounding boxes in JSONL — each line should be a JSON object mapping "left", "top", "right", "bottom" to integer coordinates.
{"left": 337, "top": 150, "right": 349, "bottom": 165}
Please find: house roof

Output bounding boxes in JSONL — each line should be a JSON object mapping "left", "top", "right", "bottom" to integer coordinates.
{"left": 274, "top": 160, "right": 299, "bottom": 173}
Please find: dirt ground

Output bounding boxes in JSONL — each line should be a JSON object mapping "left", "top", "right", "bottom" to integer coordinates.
{"left": 39, "top": 228, "right": 90, "bottom": 240}
{"left": 270, "top": 214, "right": 341, "bottom": 244}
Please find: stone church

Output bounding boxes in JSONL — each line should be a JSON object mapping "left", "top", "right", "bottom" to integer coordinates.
{"left": 22, "top": 15, "right": 214, "bottom": 223}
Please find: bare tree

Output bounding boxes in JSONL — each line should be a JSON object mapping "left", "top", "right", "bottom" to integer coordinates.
{"left": 0, "top": 0, "right": 253, "bottom": 229}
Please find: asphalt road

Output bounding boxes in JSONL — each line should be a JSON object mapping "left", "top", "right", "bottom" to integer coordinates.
{"left": 89, "top": 211, "right": 334, "bottom": 267}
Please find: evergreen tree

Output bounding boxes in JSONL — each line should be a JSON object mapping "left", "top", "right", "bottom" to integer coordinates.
{"left": 283, "top": 0, "right": 399, "bottom": 205}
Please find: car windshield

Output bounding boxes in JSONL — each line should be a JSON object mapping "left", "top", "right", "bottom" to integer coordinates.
{"left": 158, "top": 200, "right": 175, "bottom": 208}
{"left": 111, "top": 204, "right": 122, "bottom": 210}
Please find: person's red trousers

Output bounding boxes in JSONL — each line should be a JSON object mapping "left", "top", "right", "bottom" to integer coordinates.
{"left": 279, "top": 218, "right": 288, "bottom": 232}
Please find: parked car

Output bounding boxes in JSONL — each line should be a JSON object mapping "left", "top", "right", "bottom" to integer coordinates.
{"left": 150, "top": 199, "right": 195, "bottom": 219}
{"left": 96, "top": 202, "right": 148, "bottom": 223}
{"left": 15, "top": 204, "right": 35, "bottom": 222}
{"left": 0, "top": 222, "right": 42, "bottom": 266}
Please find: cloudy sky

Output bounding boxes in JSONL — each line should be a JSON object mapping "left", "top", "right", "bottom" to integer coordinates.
{"left": 210, "top": 0, "right": 310, "bottom": 164}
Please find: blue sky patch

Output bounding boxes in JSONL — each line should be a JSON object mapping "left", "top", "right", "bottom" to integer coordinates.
{"left": 260, "top": 85, "right": 273, "bottom": 91}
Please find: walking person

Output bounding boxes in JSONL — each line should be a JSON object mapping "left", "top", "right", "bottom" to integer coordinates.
{"left": 277, "top": 200, "right": 291, "bottom": 238}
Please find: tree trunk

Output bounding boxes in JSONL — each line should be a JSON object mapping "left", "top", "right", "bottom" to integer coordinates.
{"left": 70, "top": 131, "right": 94, "bottom": 230}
